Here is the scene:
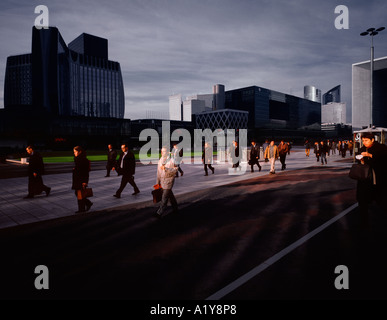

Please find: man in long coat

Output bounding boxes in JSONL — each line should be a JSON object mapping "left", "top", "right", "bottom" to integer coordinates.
{"left": 24, "top": 145, "right": 51, "bottom": 199}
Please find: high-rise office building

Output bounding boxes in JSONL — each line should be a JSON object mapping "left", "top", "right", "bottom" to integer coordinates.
{"left": 4, "top": 26, "right": 125, "bottom": 118}
{"left": 169, "top": 94, "right": 182, "bottom": 121}
{"left": 169, "top": 84, "right": 225, "bottom": 121}
{"left": 323, "top": 85, "right": 341, "bottom": 105}
{"left": 352, "top": 56, "right": 387, "bottom": 130}
{"left": 213, "top": 84, "right": 225, "bottom": 110}
{"left": 304, "top": 85, "right": 321, "bottom": 103}
{"left": 225, "top": 86, "right": 321, "bottom": 131}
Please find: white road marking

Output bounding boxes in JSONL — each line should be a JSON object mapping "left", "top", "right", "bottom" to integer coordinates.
{"left": 205, "top": 203, "right": 358, "bottom": 300}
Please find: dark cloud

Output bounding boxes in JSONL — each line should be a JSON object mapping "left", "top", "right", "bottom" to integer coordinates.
{"left": 1, "top": 0, "right": 387, "bottom": 121}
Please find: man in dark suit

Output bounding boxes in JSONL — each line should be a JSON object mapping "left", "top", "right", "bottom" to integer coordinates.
{"left": 113, "top": 144, "right": 140, "bottom": 198}
{"left": 24, "top": 145, "right": 51, "bottom": 199}
{"left": 249, "top": 140, "right": 261, "bottom": 172}
{"left": 105, "top": 144, "right": 118, "bottom": 177}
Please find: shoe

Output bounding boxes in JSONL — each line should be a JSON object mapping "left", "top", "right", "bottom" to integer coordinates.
{"left": 204, "top": 173, "right": 208, "bottom": 176}
{"left": 132, "top": 190, "right": 140, "bottom": 195}
{"left": 75, "top": 199, "right": 86, "bottom": 213}
{"left": 154, "top": 212, "right": 162, "bottom": 219}
{"left": 259, "top": 167, "right": 262, "bottom": 172}
{"left": 113, "top": 194, "right": 121, "bottom": 198}
{"left": 251, "top": 170, "right": 254, "bottom": 173}
{"left": 211, "top": 168, "right": 215, "bottom": 174}
{"left": 85, "top": 201, "right": 93, "bottom": 212}
{"left": 181, "top": 172, "right": 184, "bottom": 177}
{"left": 23, "top": 195, "right": 34, "bottom": 199}
{"left": 45, "top": 187, "right": 51, "bottom": 197}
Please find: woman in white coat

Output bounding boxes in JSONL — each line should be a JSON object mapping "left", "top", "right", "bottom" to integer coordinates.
{"left": 155, "top": 146, "right": 179, "bottom": 218}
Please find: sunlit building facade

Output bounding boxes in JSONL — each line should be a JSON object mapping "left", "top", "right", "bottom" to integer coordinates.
{"left": 352, "top": 57, "right": 387, "bottom": 130}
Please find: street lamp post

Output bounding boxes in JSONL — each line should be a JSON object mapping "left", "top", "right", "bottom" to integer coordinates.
{"left": 360, "top": 27, "right": 385, "bottom": 128}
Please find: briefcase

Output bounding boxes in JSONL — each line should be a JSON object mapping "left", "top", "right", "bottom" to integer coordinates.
{"left": 152, "top": 185, "right": 163, "bottom": 203}
{"left": 82, "top": 187, "right": 94, "bottom": 198}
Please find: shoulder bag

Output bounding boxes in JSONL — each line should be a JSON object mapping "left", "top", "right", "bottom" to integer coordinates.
{"left": 348, "top": 163, "right": 372, "bottom": 181}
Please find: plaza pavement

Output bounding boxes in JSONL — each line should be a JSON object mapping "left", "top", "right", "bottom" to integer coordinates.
{"left": 0, "top": 147, "right": 353, "bottom": 230}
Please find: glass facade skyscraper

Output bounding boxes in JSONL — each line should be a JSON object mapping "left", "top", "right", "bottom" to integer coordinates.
{"left": 225, "top": 86, "right": 321, "bottom": 131}
{"left": 323, "top": 85, "right": 341, "bottom": 105}
{"left": 4, "top": 26, "right": 125, "bottom": 119}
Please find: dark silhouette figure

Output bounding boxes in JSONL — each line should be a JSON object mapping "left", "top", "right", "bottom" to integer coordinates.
{"left": 105, "top": 144, "right": 118, "bottom": 177}
{"left": 249, "top": 141, "right": 261, "bottom": 172}
{"left": 24, "top": 145, "right": 51, "bottom": 199}
{"left": 113, "top": 144, "right": 140, "bottom": 198}
{"left": 72, "top": 146, "right": 93, "bottom": 213}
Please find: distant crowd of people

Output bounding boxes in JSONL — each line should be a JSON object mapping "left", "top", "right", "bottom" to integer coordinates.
{"left": 22, "top": 133, "right": 387, "bottom": 224}
{"left": 304, "top": 139, "right": 354, "bottom": 165}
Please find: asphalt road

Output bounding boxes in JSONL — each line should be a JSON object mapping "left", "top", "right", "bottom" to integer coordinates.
{"left": 1, "top": 163, "right": 386, "bottom": 304}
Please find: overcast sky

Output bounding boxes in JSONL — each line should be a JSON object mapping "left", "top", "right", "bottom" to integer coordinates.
{"left": 1, "top": 0, "right": 387, "bottom": 122}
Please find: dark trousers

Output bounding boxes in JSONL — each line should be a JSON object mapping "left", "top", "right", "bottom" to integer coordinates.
{"left": 176, "top": 164, "right": 184, "bottom": 176}
{"left": 116, "top": 174, "right": 139, "bottom": 196}
{"left": 157, "top": 189, "right": 178, "bottom": 215}
{"left": 250, "top": 160, "right": 261, "bottom": 172}
{"left": 106, "top": 162, "right": 116, "bottom": 176}
{"left": 279, "top": 153, "right": 287, "bottom": 170}
{"left": 204, "top": 164, "right": 214, "bottom": 175}
{"left": 357, "top": 183, "right": 387, "bottom": 226}
{"left": 75, "top": 190, "right": 93, "bottom": 212}
{"left": 28, "top": 175, "right": 50, "bottom": 197}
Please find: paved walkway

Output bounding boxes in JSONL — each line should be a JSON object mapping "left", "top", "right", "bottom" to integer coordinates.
{"left": 0, "top": 148, "right": 353, "bottom": 230}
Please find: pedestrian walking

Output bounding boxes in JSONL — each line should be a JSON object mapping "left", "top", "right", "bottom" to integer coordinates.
{"left": 23, "top": 145, "right": 51, "bottom": 199}
{"left": 249, "top": 140, "right": 261, "bottom": 172}
{"left": 304, "top": 140, "right": 311, "bottom": 157}
{"left": 341, "top": 141, "right": 348, "bottom": 158}
{"left": 337, "top": 141, "right": 342, "bottom": 156}
{"left": 320, "top": 141, "right": 328, "bottom": 165}
{"left": 172, "top": 143, "right": 184, "bottom": 177}
{"left": 72, "top": 146, "right": 93, "bottom": 213}
{"left": 278, "top": 140, "right": 289, "bottom": 170}
{"left": 202, "top": 142, "right": 215, "bottom": 176}
{"left": 314, "top": 141, "right": 321, "bottom": 162}
{"left": 326, "top": 140, "right": 331, "bottom": 156}
{"left": 113, "top": 144, "right": 140, "bottom": 198}
{"left": 264, "top": 140, "right": 279, "bottom": 174}
{"left": 348, "top": 140, "right": 354, "bottom": 157}
{"left": 262, "top": 139, "right": 269, "bottom": 162}
{"left": 287, "top": 142, "right": 291, "bottom": 155}
{"left": 229, "top": 140, "right": 240, "bottom": 171}
{"left": 105, "top": 144, "right": 118, "bottom": 177}
{"left": 154, "top": 146, "right": 178, "bottom": 218}
{"left": 331, "top": 140, "right": 336, "bottom": 155}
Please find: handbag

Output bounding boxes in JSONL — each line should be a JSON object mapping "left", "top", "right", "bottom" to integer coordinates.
{"left": 152, "top": 184, "right": 163, "bottom": 203}
{"left": 348, "top": 163, "right": 372, "bottom": 181}
{"left": 82, "top": 187, "right": 94, "bottom": 198}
